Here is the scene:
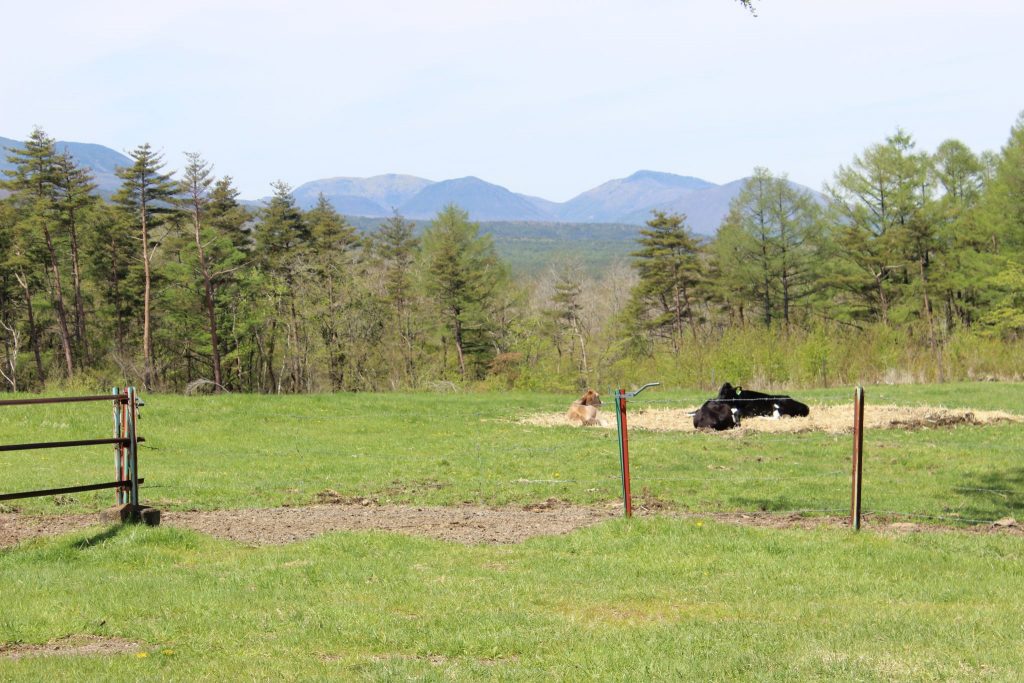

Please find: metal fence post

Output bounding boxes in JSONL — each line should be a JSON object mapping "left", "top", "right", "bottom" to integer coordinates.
{"left": 851, "top": 385, "right": 865, "bottom": 530}
{"left": 127, "top": 387, "right": 140, "bottom": 508}
{"left": 112, "top": 386, "right": 123, "bottom": 504}
{"left": 614, "top": 388, "right": 633, "bottom": 518}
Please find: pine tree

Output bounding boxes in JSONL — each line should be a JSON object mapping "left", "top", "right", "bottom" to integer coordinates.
{"left": 256, "top": 181, "right": 309, "bottom": 272}
{"left": 978, "top": 113, "right": 1024, "bottom": 337}
{"left": 255, "top": 181, "right": 310, "bottom": 391}
{"left": 85, "top": 203, "right": 138, "bottom": 359}
{"left": 2, "top": 128, "right": 76, "bottom": 377}
{"left": 716, "top": 169, "right": 821, "bottom": 327}
{"left": 372, "top": 212, "right": 421, "bottom": 384}
{"left": 207, "top": 176, "right": 252, "bottom": 252}
{"left": 114, "top": 143, "right": 179, "bottom": 390}
{"left": 628, "top": 210, "right": 703, "bottom": 352}
{"left": 549, "top": 263, "right": 590, "bottom": 384}
{"left": 54, "top": 150, "right": 97, "bottom": 361}
{"left": 180, "top": 152, "right": 228, "bottom": 391}
{"left": 826, "top": 129, "right": 932, "bottom": 324}
{"left": 421, "top": 204, "right": 506, "bottom": 379}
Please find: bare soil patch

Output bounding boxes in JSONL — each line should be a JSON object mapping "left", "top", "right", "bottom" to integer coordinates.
{"left": 0, "top": 634, "right": 140, "bottom": 660}
{"left": 0, "top": 502, "right": 615, "bottom": 549}
{"left": 522, "top": 403, "right": 1022, "bottom": 434}
{"left": 4, "top": 504, "right": 1020, "bottom": 551}
{"left": 0, "top": 512, "right": 100, "bottom": 549}
{"left": 161, "top": 501, "right": 616, "bottom": 545}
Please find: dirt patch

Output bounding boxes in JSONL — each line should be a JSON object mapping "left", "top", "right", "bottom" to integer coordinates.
{"left": 4, "top": 504, "right": 1021, "bottom": 551}
{"left": 0, "top": 502, "right": 615, "bottom": 549}
{"left": 0, "top": 512, "right": 101, "bottom": 549}
{"left": 521, "top": 403, "right": 1022, "bottom": 434}
{"left": 0, "top": 634, "right": 141, "bottom": 660}
{"left": 160, "top": 501, "right": 616, "bottom": 545}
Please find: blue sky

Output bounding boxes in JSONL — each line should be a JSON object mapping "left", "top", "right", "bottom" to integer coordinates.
{"left": 2, "top": 0, "right": 1021, "bottom": 200}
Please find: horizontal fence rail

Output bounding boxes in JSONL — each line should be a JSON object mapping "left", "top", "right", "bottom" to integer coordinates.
{"left": 0, "top": 437, "right": 145, "bottom": 453}
{"left": 0, "top": 479, "right": 146, "bottom": 502}
{"left": 0, "top": 394, "right": 130, "bottom": 407}
{"left": 1, "top": 387, "right": 143, "bottom": 510}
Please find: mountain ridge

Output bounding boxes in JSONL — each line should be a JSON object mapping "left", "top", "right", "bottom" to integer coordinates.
{"left": 2, "top": 134, "right": 823, "bottom": 235}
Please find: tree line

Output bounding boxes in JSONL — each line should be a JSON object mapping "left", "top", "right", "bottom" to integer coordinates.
{"left": 1, "top": 113, "right": 1023, "bottom": 394}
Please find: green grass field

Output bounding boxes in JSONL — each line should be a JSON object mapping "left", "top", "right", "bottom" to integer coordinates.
{"left": 2, "top": 383, "right": 1023, "bottom": 680}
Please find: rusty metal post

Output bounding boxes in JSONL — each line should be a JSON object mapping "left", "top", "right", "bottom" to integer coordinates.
{"left": 851, "top": 385, "right": 865, "bottom": 530}
{"left": 614, "top": 388, "right": 633, "bottom": 518}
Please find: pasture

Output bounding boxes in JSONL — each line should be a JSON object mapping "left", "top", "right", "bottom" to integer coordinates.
{"left": 2, "top": 383, "right": 1024, "bottom": 680}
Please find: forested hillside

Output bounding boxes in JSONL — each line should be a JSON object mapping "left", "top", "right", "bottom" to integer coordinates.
{"left": 2, "top": 115, "right": 1023, "bottom": 394}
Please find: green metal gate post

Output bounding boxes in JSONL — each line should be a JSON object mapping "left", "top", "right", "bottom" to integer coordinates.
{"left": 127, "top": 386, "right": 140, "bottom": 508}
{"left": 112, "top": 386, "right": 123, "bottom": 504}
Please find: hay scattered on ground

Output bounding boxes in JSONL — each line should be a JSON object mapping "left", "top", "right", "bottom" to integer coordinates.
{"left": 521, "top": 403, "right": 1023, "bottom": 434}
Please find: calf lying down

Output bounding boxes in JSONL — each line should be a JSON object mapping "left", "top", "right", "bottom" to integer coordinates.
{"left": 567, "top": 389, "right": 603, "bottom": 426}
{"left": 691, "top": 400, "right": 741, "bottom": 431}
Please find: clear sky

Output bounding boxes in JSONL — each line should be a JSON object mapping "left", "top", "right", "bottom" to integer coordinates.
{"left": 2, "top": 0, "right": 1021, "bottom": 200}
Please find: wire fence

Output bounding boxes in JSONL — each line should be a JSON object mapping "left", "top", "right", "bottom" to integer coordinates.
{"left": 607, "top": 385, "right": 1023, "bottom": 529}
{"left": 3, "top": 390, "right": 1019, "bottom": 531}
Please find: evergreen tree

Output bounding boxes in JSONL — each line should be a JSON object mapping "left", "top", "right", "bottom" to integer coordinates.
{"left": 180, "top": 152, "right": 230, "bottom": 391}
{"left": 978, "top": 113, "right": 1024, "bottom": 337}
{"left": 371, "top": 212, "right": 421, "bottom": 385}
{"left": 114, "top": 143, "right": 178, "bottom": 390}
{"left": 0, "top": 200, "right": 24, "bottom": 390}
{"left": 207, "top": 176, "right": 252, "bottom": 251}
{"left": 201, "top": 176, "right": 252, "bottom": 389}
{"left": 716, "top": 169, "right": 822, "bottom": 327}
{"left": 256, "top": 181, "right": 310, "bottom": 272}
{"left": 2, "top": 128, "right": 76, "bottom": 377}
{"left": 84, "top": 203, "right": 139, "bottom": 360}
{"left": 826, "top": 129, "right": 932, "bottom": 324}
{"left": 53, "top": 150, "right": 97, "bottom": 361}
{"left": 628, "top": 210, "right": 703, "bottom": 352}
{"left": 930, "top": 139, "right": 993, "bottom": 329}
{"left": 255, "top": 181, "right": 310, "bottom": 391}
{"left": 421, "top": 204, "right": 507, "bottom": 379}
{"left": 548, "top": 261, "right": 591, "bottom": 384}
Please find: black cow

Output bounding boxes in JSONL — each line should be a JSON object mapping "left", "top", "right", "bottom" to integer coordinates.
{"left": 715, "top": 382, "right": 810, "bottom": 418}
{"left": 691, "top": 400, "right": 741, "bottom": 431}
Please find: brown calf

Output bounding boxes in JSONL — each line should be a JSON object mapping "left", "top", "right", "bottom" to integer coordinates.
{"left": 566, "top": 389, "right": 603, "bottom": 426}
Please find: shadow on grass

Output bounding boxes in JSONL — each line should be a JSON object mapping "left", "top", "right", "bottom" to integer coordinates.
{"left": 955, "top": 467, "right": 1024, "bottom": 522}
{"left": 71, "top": 524, "right": 126, "bottom": 550}
{"left": 727, "top": 496, "right": 825, "bottom": 513}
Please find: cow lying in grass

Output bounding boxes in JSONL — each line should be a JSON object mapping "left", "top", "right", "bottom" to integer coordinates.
{"left": 715, "top": 382, "right": 810, "bottom": 418}
{"left": 691, "top": 383, "right": 810, "bottom": 431}
{"left": 567, "top": 389, "right": 603, "bottom": 426}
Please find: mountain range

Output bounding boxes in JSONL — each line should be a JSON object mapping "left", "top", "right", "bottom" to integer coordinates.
{"left": 2, "top": 135, "right": 821, "bottom": 235}
{"left": 289, "top": 170, "right": 820, "bottom": 235}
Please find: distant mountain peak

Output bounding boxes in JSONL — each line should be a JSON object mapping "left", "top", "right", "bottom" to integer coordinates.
{"left": 623, "top": 170, "right": 718, "bottom": 189}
